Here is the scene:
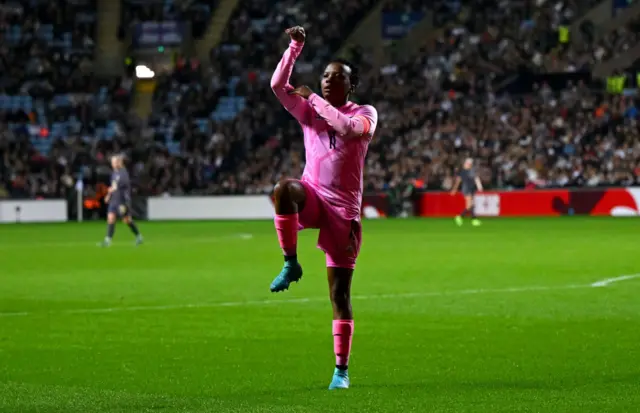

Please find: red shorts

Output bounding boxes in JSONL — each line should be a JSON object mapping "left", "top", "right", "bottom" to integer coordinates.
{"left": 297, "top": 180, "right": 362, "bottom": 269}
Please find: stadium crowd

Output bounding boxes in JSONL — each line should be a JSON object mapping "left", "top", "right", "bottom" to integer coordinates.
{"left": 119, "top": 0, "right": 214, "bottom": 38}
{"left": 0, "top": 0, "right": 136, "bottom": 199}
{"left": 547, "top": 15, "right": 640, "bottom": 73}
{"left": 2, "top": 0, "right": 640, "bottom": 202}
{"left": 418, "top": 0, "right": 611, "bottom": 76}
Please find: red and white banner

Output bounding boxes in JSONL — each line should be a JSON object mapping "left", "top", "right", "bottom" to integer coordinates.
{"left": 418, "top": 187, "right": 640, "bottom": 217}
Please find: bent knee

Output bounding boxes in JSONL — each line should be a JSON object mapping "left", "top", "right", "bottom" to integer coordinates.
{"left": 272, "top": 179, "right": 288, "bottom": 198}
{"left": 273, "top": 179, "right": 304, "bottom": 203}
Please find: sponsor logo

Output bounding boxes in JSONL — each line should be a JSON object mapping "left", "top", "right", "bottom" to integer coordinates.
{"left": 475, "top": 194, "right": 500, "bottom": 216}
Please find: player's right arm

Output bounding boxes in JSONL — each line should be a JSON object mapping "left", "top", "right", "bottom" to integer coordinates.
{"left": 270, "top": 26, "right": 310, "bottom": 124}
{"left": 105, "top": 176, "right": 118, "bottom": 203}
{"left": 450, "top": 176, "right": 460, "bottom": 195}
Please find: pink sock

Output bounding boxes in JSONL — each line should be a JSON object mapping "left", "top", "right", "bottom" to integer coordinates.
{"left": 333, "top": 319, "right": 354, "bottom": 368}
{"left": 274, "top": 214, "right": 298, "bottom": 257}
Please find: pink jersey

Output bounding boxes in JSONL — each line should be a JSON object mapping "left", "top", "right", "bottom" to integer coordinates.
{"left": 270, "top": 40, "right": 378, "bottom": 220}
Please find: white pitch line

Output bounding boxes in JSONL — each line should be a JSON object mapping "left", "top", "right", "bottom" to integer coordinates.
{"left": 0, "top": 283, "right": 590, "bottom": 318}
{"left": 591, "top": 273, "right": 640, "bottom": 288}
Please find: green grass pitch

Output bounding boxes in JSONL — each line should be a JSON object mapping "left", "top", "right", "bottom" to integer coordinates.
{"left": 1, "top": 218, "right": 640, "bottom": 412}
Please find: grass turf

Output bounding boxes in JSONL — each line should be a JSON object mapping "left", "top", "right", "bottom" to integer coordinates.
{"left": 0, "top": 218, "right": 639, "bottom": 412}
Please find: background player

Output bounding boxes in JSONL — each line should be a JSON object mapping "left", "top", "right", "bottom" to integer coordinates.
{"left": 100, "top": 154, "right": 143, "bottom": 247}
{"left": 269, "top": 26, "right": 378, "bottom": 390}
{"left": 451, "top": 158, "right": 483, "bottom": 226}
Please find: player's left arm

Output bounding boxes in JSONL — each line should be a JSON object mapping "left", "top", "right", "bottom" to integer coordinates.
{"left": 307, "top": 94, "right": 377, "bottom": 139}
{"left": 475, "top": 177, "right": 483, "bottom": 192}
{"left": 108, "top": 179, "right": 118, "bottom": 193}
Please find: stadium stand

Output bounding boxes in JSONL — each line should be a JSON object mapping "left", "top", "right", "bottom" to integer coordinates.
{"left": 383, "top": 0, "right": 462, "bottom": 26}
{"left": 383, "top": 0, "right": 430, "bottom": 13}
{"left": 119, "top": 0, "right": 215, "bottom": 38}
{"left": 420, "top": 0, "right": 610, "bottom": 76}
{"left": 381, "top": 0, "right": 605, "bottom": 59}
{"left": 547, "top": 15, "right": 640, "bottom": 74}
{"left": 147, "top": 0, "right": 381, "bottom": 155}
{"left": 0, "top": 0, "right": 136, "bottom": 199}
{"left": 2, "top": 0, "right": 640, "bottom": 200}
{"left": 139, "top": 0, "right": 640, "bottom": 195}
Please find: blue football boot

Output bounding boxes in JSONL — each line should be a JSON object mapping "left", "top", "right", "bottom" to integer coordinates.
{"left": 269, "top": 260, "right": 303, "bottom": 292}
{"left": 328, "top": 368, "right": 349, "bottom": 390}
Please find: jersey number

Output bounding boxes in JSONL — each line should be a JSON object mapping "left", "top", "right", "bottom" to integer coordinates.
{"left": 328, "top": 131, "right": 337, "bottom": 149}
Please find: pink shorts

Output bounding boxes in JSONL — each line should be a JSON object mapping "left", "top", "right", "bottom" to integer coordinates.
{"left": 297, "top": 180, "right": 362, "bottom": 269}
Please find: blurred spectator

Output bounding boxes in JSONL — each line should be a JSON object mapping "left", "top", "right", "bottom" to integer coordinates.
{"left": 119, "top": 0, "right": 214, "bottom": 38}
{"left": 0, "top": 0, "right": 136, "bottom": 199}
{"left": 547, "top": 16, "right": 640, "bottom": 72}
